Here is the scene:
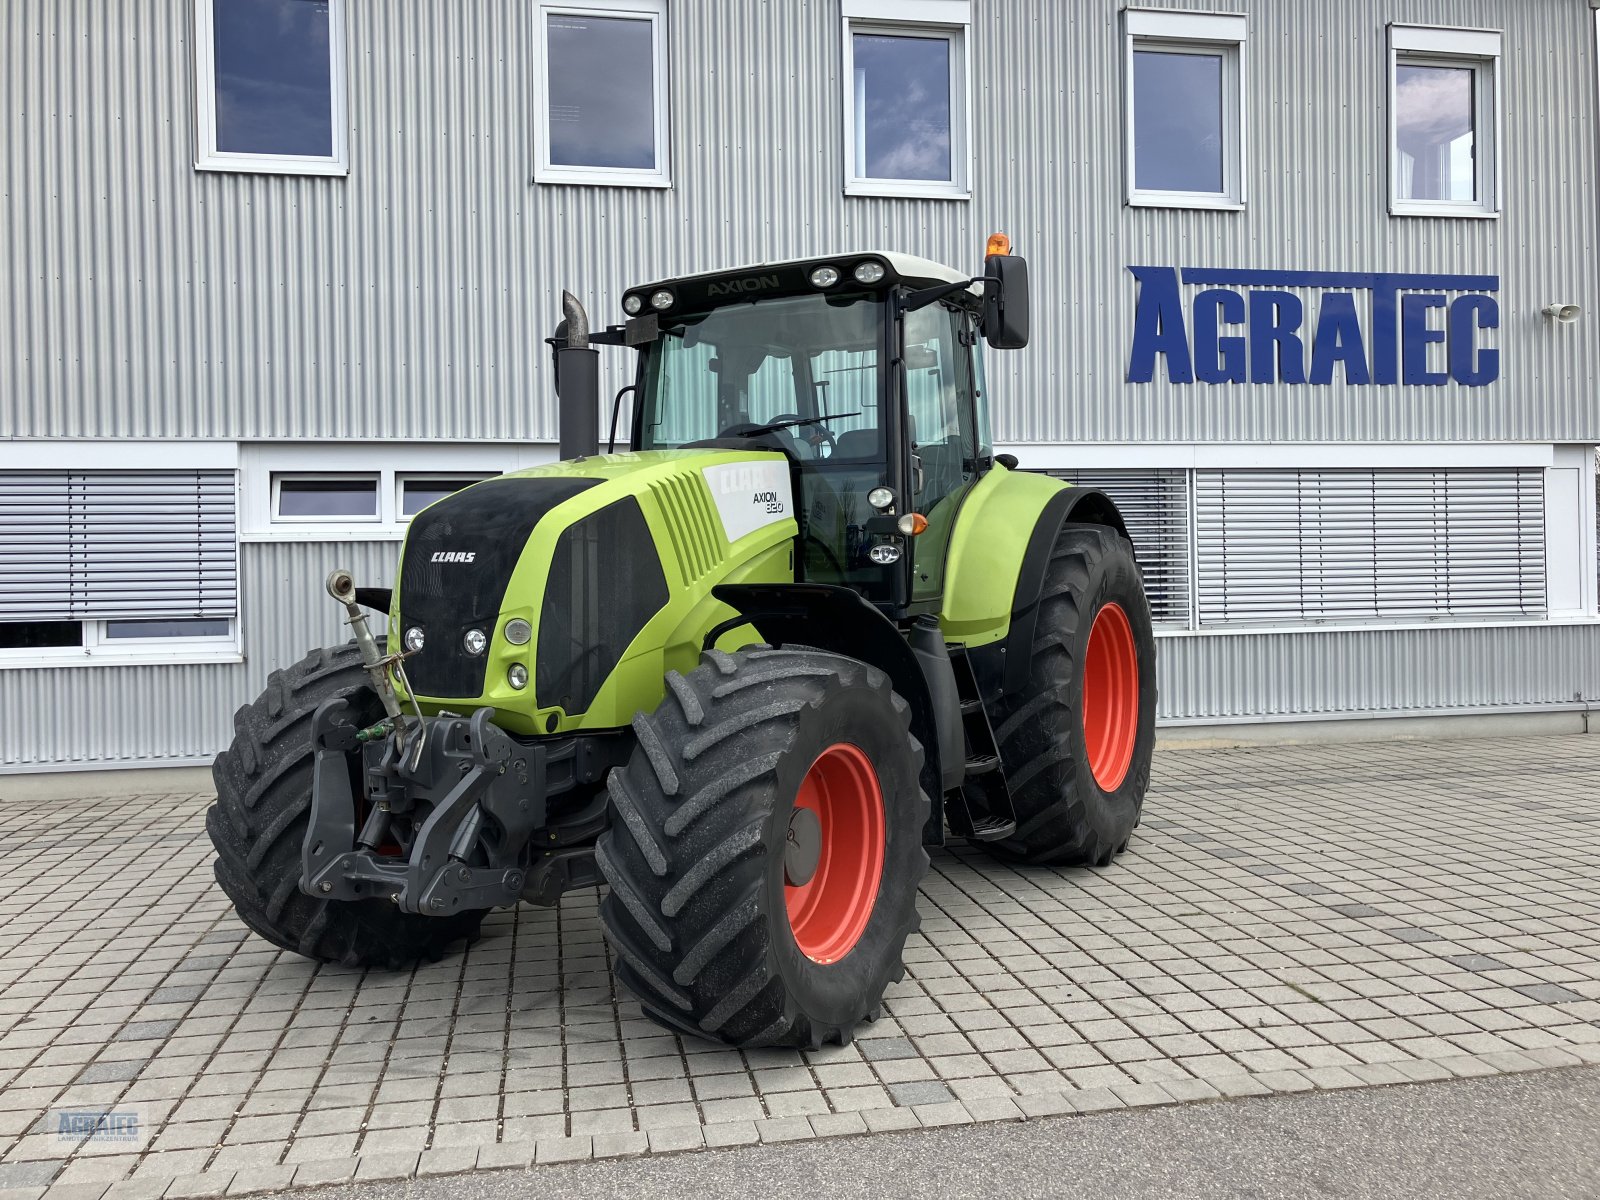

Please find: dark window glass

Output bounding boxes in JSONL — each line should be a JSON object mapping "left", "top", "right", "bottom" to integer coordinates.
{"left": 276, "top": 477, "right": 379, "bottom": 518}
{"left": 401, "top": 477, "right": 496, "bottom": 517}
{"left": 0, "top": 622, "right": 83, "bottom": 650}
{"left": 546, "top": 15, "right": 656, "bottom": 170}
{"left": 853, "top": 33, "right": 952, "bottom": 182}
{"left": 1396, "top": 64, "right": 1476, "bottom": 203}
{"left": 1133, "top": 49, "right": 1225, "bottom": 193}
{"left": 213, "top": 0, "right": 335, "bottom": 158}
{"left": 103, "top": 619, "right": 231, "bottom": 640}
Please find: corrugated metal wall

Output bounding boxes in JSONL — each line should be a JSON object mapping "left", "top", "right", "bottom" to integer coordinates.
{"left": 4, "top": 0, "right": 1596, "bottom": 443}
{"left": 0, "top": 541, "right": 397, "bottom": 769}
{"left": 3, "top": 0, "right": 1599, "bottom": 767}
{"left": 4, "top": 535, "right": 1597, "bottom": 767}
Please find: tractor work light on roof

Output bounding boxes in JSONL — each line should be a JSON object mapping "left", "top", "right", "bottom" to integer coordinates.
{"left": 852, "top": 261, "right": 886, "bottom": 285}
{"left": 650, "top": 290, "right": 675, "bottom": 311}
{"left": 623, "top": 294, "right": 643, "bottom": 315}
{"left": 809, "top": 265, "right": 841, "bottom": 289}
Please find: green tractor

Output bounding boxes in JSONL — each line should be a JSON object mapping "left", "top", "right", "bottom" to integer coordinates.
{"left": 207, "top": 239, "right": 1156, "bottom": 1049}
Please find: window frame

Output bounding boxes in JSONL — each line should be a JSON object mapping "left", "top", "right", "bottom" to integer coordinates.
{"left": 1123, "top": 9, "right": 1248, "bottom": 212}
{"left": 0, "top": 618, "right": 242, "bottom": 670}
{"left": 193, "top": 0, "right": 350, "bottom": 177}
{"left": 397, "top": 472, "right": 501, "bottom": 520}
{"left": 533, "top": 0, "right": 672, "bottom": 189}
{"left": 841, "top": 0, "right": 972, "bottom": 201}
{"left": 270, "top": 472, "right": 383, "bottom": 525}
{"left": 1388, "top": 25, "right": 1502, "bottom": 220}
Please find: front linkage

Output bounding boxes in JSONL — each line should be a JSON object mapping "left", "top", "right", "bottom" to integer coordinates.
{"left": 300, "top": 570, "right": 623, "bottom": 918}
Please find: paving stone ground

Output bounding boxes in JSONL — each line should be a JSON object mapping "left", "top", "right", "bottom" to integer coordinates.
{"left": 1, "top": 734, "right": 1598, "bottom": 1200}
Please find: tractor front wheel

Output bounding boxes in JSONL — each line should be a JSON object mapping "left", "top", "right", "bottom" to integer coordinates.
{"left": 207, "top": 643, "right": 485, "bottom": 968}
{"left": 981, "top": 525, "right": 1157, "bottom": 867}
{"left": 596, "top": 647, "right": 929, "bottom": 1048}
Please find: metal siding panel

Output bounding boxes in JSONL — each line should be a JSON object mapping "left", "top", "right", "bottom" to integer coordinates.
{"left": 1156, "top": 623, "right": 1600, "bottom": 723}
{"left": 7, "top": 0, "right": 1594, "bottom": 443}
{"left": 0, "top": 540, "right": 397, "bottom": 768}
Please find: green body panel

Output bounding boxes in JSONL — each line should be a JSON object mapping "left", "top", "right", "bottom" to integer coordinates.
{"left": 937, "top": 463, "right": 1073, "bottom": 648}
{"left": 389, "top": 449, "right": 795, "bottom": 735}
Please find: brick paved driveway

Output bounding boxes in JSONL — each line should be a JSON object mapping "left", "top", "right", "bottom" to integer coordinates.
{"left": 2, "top": 735, "right": 1598, "bottom": 1200}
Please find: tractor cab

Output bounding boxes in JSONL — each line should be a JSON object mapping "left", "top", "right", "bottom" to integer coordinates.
{"left": 570, "top": 244, "right": 1031, "bottom": 617}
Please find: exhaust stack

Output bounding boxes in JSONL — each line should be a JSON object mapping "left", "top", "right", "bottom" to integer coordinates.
{"left": 555, "top": 291, "right": 600, "bottom": 460}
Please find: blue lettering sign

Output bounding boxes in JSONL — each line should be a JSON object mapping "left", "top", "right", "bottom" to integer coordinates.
{"left": 1127, "top": 268, "right": 1501, "bottom": 387}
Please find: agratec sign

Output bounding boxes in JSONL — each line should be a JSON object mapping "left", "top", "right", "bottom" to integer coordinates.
{"left": 1127, "top": 267, "right": 1501, "bottom": 387}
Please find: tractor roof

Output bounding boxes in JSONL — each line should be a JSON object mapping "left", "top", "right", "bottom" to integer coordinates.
{"left": 627, "top": 252, "right": 978, "bottom": 316}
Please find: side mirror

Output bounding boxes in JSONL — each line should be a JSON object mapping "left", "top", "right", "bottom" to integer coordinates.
{"left": 982, "top": 254, "right": 1030, "bottom": 350}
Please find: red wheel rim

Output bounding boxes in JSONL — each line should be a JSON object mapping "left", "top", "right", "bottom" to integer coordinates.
{"left": 1083, "top": 602, "right": 1140, "bottom": 792}
{"left": 784, "top": 743, "right": 886, "bottom": 965}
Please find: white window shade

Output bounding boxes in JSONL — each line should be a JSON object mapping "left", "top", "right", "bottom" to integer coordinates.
{"left": 1195, "top": 469, "right": 1545, "bottom": 625}
{"left": 1047, "top": 469, "right": 1191, "bottom": 625}
{"left": 0, "top": 472, "right": 238, "bottom": 622}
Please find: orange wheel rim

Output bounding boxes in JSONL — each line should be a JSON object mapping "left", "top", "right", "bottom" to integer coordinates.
{"left": 1083, "top": 602, "right": 1139, "bottom": 792}
{"left": 784, "top": 743, "right": 885, "bottom": 964}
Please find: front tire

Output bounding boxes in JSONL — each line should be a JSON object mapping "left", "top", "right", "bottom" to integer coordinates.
{"left": 207, "top": 643, "right": 484, "bottom": 969}
{"left": 596, "top": 647, "right": 929, "bottom": 1048}
{"left": 982, "top": 525, "right": 1157, "bottom": 866}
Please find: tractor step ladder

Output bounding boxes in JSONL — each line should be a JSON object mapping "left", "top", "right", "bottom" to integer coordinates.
{"left": 944, "top": 646, "right": 1018, "bottom": 842}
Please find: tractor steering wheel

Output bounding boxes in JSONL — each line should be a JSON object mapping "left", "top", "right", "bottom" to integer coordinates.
{"left": 768, "top": 413, "right": 837, "bottom": 459}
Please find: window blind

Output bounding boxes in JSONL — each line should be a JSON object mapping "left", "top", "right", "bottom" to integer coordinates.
{"left": 1047, "top": 469, "right": 1191, "bottom": 625}
{"left": 0, "top": 471, "right": 238, "bottom": 621}
{"left": 1194, "top": 468, "right": 1545, "bottom": 625}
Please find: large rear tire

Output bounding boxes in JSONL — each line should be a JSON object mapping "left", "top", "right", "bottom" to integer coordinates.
{"left": 207, "top": 643, "right": 484, "bottom": 968}
{"left": 596, "top": 647, "right": 929, "bottom": 1049}
{"left": 981, "top": 525, "right": 1157, "bottom": 866}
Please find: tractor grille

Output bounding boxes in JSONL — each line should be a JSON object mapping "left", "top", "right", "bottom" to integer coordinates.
{"left": 398, "top": 476, "right": 599, "bottom": 699}
{"left": 536, "top": 496, "right": 669, "bottom": 716}
{"left": 648, "top": 474, "right": 722, "bottom": 584}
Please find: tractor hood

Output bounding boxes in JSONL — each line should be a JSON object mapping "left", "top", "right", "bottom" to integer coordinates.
{"left": 390, "top": 449, "right": 796, "bottom": 732}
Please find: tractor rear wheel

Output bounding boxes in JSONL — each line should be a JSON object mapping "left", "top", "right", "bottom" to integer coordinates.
{"left": 207, "top": 643, "right": 484, "bottom": 968}
{"left": 596, "top": 647, "right": 929, "bottom": 1048}
{"left": 981, "top": 525, "right": 1157, "bottom": 867}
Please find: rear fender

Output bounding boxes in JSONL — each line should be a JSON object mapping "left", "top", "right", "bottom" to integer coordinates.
{"left": 939, "top": 464, "right": 1129, "bottom": 698}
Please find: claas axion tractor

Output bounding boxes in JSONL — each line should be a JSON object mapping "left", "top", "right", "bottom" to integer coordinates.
{"left": 208, "top": 238, "right": 1157, "bottom": 1049}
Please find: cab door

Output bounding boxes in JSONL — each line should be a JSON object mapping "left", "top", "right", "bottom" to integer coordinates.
{"left": 903, "top": 302, "right": 981, "bottom": 604}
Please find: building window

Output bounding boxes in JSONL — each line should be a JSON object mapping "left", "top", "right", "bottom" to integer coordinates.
{"left": 1047, "top": 470, "right": 1192, "bottom": 627}
{"left": 1389, "top": 26, "right": 1501, "bottom": 218}
{"left": 194, "top": 0, "right": 348, "bottom": 176}
{"left": 1124, "top": 9, "right": 1247, "bottom": 210}
{"left": 842, "top": 0, "right": 970, "bottom": 199}
{"left": 398, "top": 474, "right": 499, "bottom": 518}
{"left": 535, "top": 1, "right": 670, "bottom": 187}
{"left": 1194, "top": 469, "right": 1545, "bottom": 625}
{"left": 272, "top": 474, "right": 381, "bottom": 522}
{"left": 0, "top": 469, "right": 241, "bottom": 667}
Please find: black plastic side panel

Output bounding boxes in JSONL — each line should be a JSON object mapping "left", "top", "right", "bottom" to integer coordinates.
{"left": 999, "top": 487, "right": 1129, "bottom": 698}
{"left": 537, "top": 496, "right": 669, "bottom": 714}
{"left": 400, "top": 477, "right": 599, "bottom": 699}
{"left": 711, "top": 582, "right": 947, "bottom": 845}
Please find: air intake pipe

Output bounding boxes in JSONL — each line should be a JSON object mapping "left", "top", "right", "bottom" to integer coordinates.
{"left": 553, "top": 290, "right": 601, "bottom": 460}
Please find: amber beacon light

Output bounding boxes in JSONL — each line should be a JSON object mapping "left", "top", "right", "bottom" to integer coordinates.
{"left": 985, "top": 232, "right": 1012, "bottom": 258}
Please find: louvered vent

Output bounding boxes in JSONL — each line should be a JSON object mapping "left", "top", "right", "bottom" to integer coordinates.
{"left": 1195, "top": 469, "right": 1546, "bottom": 625}
{"left": 649, "top": 474, "right": 723, "bottom": 584}
{"left": 0, "top": 471, "right": 237, "bottom": 621}
{"left": 1046, "top": 469, "right": 1191, "bottom": 625}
